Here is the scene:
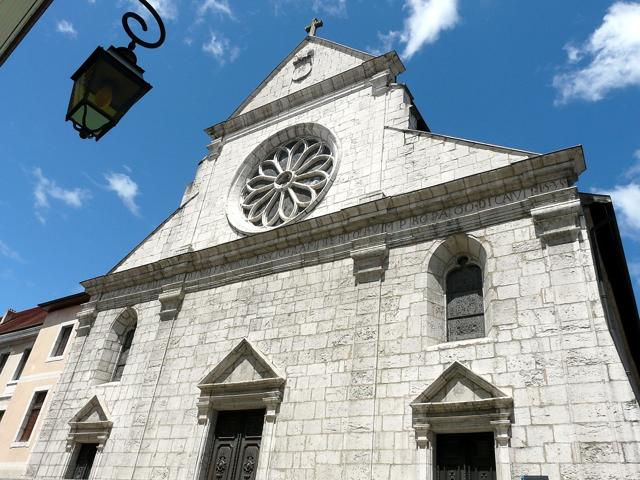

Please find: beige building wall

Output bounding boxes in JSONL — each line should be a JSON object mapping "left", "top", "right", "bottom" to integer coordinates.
{"left": 0, "top": 304, "right": 81, "bottom": 478}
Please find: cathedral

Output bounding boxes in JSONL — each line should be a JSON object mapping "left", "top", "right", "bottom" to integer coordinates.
{"left": 26, "top": 25, "right": 640, "bottom": 480}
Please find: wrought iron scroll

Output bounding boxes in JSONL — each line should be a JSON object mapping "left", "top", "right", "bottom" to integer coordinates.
{"left": 122, "top": 0, "right": 166, "bottom": 50}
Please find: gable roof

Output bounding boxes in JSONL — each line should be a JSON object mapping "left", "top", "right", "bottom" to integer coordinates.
{"left": 0, "top": 306, "right": 46, "bottom": 335}
{"left": 229, "top": 35, "right": 374, "bottom": 118}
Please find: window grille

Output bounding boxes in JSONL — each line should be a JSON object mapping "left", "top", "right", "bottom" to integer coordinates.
{"left": 446, "top": 257, "right": 485, "bottom": 341}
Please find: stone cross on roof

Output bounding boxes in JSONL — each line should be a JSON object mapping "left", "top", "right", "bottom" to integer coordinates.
{"left": 305, "top": 18, "right": 323, "bottom": 37}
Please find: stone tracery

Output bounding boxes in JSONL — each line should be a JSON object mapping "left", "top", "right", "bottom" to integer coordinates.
{"left": 240, "top": 137, "right": 336, "bottom": 229}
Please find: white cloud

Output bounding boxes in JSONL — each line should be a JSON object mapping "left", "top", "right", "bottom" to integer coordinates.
{"left": 599, "top": 183, "right": 640, "bottom": 238}
{"left": 105, "top": 172, "right": 140, "bottom": 216}
{"left": 624, "top": 149, "right": 640, "bottom": 178}
{"left": 312, "top": 0, "right": 347, "bottom": 17}
{"left": 33, "top": 168, "right": 90, "bottom": 224}
{"left": 128, "top": 0, "right": 178, "bottom": 21}
{"left": 379, "top": 0, "right": 459, "bottom": 60}
{"left": 628, "top": 260, "right": 640, "bottom": 287}
{"left": 563, "top": 43, "right": 582, "bottom": 64}
{"left": 56, "top": 20, "right": 77, "bottom": 38}
{"left": 0, "top": 240, "right": 22, "bottom": 262}
{"left": 553, "top": 2, "right": 640, "bottom": 104}
{"left": 202, "top": 32, "right": 240, "bottom": 64}
{"left": 198, "top": 0, "right": 233, "bottom": 17}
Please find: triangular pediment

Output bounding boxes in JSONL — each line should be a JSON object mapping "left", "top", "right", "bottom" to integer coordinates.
{"left": 69, "top": 395, "right": 111, "bottom": 424}
{"left": 199, "top": 338, "right": 285, "bottom": 388}
{"left": 413, "top": 362, "right": 508, "bottom": 405}
{"left": 231, "top": 36, "right": 374, "bottom": 117}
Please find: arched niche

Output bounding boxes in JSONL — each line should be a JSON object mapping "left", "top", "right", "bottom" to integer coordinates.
{"left": 92, "top": 307, "right": 138, "bottom": 385}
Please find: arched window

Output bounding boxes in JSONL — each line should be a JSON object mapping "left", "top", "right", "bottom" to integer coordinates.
{"left": 446, "top": 256, "right": 485, "bottom": 341}
{"left": 111, "top": 326, "right": 136, "bottom": 382}
{"left": 93, "top": 307, "right": 138, "bottom": 385}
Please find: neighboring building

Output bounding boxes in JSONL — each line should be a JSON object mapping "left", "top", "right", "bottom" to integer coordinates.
{"left": 0, "top": 1, "right": 53, "bottom": 67}
{"left": 27, "top": 29, "right": 640, "bottom": 480}
{"left": 0, "top": 293, "right": 87, "bottom": 478}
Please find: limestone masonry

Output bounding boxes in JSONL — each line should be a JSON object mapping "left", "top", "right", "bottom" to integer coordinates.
{"left": 25, "top": 34, "right": 640, "bottom": 480}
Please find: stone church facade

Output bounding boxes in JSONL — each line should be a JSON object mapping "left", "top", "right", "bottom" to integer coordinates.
{"left": 26, "top": 32, "right": 640, "bottom": 480}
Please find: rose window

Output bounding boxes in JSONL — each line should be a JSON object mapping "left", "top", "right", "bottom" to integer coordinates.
{"left": 239, "top": 137, "right": 336, "bottom": 229}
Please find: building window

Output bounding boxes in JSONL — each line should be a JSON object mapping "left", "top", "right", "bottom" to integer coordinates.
{"left": 17, "top": 390, "right": 47, "bottom": 442}
{"left": 51, "top": 325, "right": 74, "bottom": 358}
{"left": 67, "top": 443, "right": 98, "bottom": 479}
{"left": 446, "top": 256, "right": 485, "bottom": 341}
{"left": 111, "top": 327, "right": 136, "bottom": 382}
{"left": 0, "top": 352, "right": 9, "bottom": 374}
{"left": 12, "top": 348, "right": 31, "bottom": 381}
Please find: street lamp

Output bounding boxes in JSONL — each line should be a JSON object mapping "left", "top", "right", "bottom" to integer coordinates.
{"left": 66, "top": 0, "right": 166, "bottom": 141}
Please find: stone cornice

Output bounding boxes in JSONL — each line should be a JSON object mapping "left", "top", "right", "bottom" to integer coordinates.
{"left": 82, "top": 146, "right": 584, "bottom": 304}
{"left": 205, "top": 51, "right": 404, "bottom": 140}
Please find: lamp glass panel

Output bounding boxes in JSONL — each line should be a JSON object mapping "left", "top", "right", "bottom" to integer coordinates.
{"left": 87, "top": 56, "right": 145, "bottom": 118}
{"left": 70, "top": 104, "right": 111, "bottom": 132}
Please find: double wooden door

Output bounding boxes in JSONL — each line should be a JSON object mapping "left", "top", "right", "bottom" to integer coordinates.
{"left": 436, "top": 432, "right": 496, "bottom": 480}
{"left": 208, "top": 410, "right": 264, "bottom": 480}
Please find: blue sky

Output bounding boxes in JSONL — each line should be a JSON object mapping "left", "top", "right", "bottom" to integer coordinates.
{"left": 1, "top": 0, "right": 640, "bottom": 311}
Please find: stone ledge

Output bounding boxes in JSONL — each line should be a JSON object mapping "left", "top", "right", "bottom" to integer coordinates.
{"left": 82, "top": 146, "right": 583, "bottom": 300}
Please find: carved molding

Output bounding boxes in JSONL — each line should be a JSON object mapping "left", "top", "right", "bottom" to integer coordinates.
{"left": 196, "top": 339, "right": 286, "bottom": 425}
{"left": 491, "top": 418, "right": 512, "bottom": 447}
{"left": 158, "top": 282, "right": 184, "bottom": 321}
{"left": 75, "top": 304, "right": 98, "bottom": 337}
{"left": 292, "top": 49, "right": 314, "bottom": 82}
{"left": 83, "top": 174, "right": 580, "bottom": 307}
{"left": 370, "top": 69, "right": 393, "bottom": 96}
{"left": 411, "top": 362, "right": 513, "bottom": 448}
{"left": 531, "top": 199, "right": 582, "bottom": 246}
{"left": 207, "top": 138, "right": 223, "bottom": 161}
{"left": 66, "top": 395, "right": 113, "bottom": 452}
{"left": 413, "top": 422, "right": 431, "bottom": 449}
{"left": 351, "top": 233, "right": 388, "bottom": 284}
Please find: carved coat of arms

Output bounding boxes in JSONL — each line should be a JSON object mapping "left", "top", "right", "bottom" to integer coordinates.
{"left": 292, "top": 49, "right": 314, "bottom": 82}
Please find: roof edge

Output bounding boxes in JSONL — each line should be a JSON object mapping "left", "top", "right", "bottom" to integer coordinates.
{"left": 206, "top": 51, "right": 404, "bottom": 139}
{"left": 38, "top": 292, "right": 90, "bottom": 312}
{"left": 385, "top": 126, "right": 539, "bottom": 157}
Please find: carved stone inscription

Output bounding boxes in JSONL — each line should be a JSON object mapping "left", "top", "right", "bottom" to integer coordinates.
{"left": 193, "top": 180, "right": 568, "bottom": 282}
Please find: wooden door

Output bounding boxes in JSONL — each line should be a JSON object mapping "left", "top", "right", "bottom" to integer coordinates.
{"left": 70, "top": 443, "right": 98, "bottom": 479}
{"left": 208, "top": 410, "right": 264, "bottom": 480}
{"left": 436, "top": 432, "right": 496, "bottom": 480}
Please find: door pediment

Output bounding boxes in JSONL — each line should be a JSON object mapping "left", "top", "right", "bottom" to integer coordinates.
{"left": 197, "top": 339, "right": 285, "bottom": 424}
{"left": 411, "top": 362, "right": 513, "bottom": 447}
{"left": 67, "top": 395, "right": 113, "bottom": 451}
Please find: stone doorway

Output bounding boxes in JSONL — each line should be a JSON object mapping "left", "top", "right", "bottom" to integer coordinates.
{"left": 436, "top": 432, "right": 496, "bottom": 480}
{"left": 208, "top": 410, "right": 265, "bottom": 480}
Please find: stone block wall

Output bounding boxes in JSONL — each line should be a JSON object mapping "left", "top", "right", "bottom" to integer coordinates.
{"left": 114, "top": 84, "right": 530, "bottom": 273}
{"left": 27, "top": 212, "right": 640, "bottom": 480}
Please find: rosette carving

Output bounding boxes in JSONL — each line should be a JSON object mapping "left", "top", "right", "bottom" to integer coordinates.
{"left": 240, "top": 137, "right": 336, "bottom": 229}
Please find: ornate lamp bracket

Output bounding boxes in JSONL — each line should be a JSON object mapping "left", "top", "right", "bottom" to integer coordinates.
{"left": 122, "top": 0, "right": 166, "bottom": 51}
